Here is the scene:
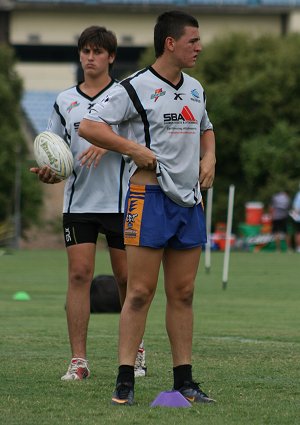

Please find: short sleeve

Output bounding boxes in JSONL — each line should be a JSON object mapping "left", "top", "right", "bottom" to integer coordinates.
{"left": 84, "top": 84, "right": 136, "bottom": 126}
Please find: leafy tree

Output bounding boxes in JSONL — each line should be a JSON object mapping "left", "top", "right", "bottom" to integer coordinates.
{"left": 241, "top": 121, "right": 300, "bottom": 199}
{"left": 0, "top": 44, "right": 42, "bottom": 242}
{"left": 138, "top": 34, "right": 300, "bottom": 229}
{"left": 193, "top": 33, "right": 300, "bottom": 226}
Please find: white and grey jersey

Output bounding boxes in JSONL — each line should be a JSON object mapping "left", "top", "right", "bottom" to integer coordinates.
{"left": 47, "top": 81, "right": 129, "bottom": 213}
{"left": 85, "top": 66, "right": 213, "bottom": 207}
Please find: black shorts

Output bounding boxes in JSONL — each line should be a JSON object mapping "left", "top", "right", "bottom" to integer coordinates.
{"left": 293, "top": 221, "right": 300, "bottom": 232}
{"left": 272, "top": 218, "right": 288, "bottom": 233}
{"left": 62, "top": 213, "right": 125, "bottom": 250}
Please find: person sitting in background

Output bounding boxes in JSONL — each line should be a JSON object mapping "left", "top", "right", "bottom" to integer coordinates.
{"left": 270, "top": 191, "right": 291, "bottom": 252}
{"left": 289, "top": 184, "right": 300, "bottom": 253}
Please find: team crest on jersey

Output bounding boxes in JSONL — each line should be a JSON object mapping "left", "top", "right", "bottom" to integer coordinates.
{"left": 151, "top": 88, "right": 166, "bottom": 102}
{"left": 67, "top": 101, "right": 80, "bottom": 113}
{"left": 191, "top": 89, "right": 201, "bottom": 103}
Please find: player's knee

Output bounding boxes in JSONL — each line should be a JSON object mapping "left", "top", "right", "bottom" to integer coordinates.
{"left": 170, "top": 285, "right": 194, "bottom": 307}
{"left": 70, "top": 265, "right": 93, "bottom": 287}
{"left": 180, "top": 289, "right": 194, "bottom": 307}
{"left": 128, "top": 287, "right": 154, "bottom": 311}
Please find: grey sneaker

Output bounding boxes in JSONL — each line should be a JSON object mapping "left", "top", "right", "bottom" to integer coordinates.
{"left": 134, "top": 345, "right": 147, "bottom": 377}
{"left": 177, "top": 381, "right": 215, "bottom": 403}
{"left": 61, "top": 358, "right": 90, "bottom": 381}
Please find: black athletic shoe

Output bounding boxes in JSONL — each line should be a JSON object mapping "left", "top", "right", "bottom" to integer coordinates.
{"left": 111, "top": 382, "right": 134, "bottom": 406}
{"left": 177, "top": 381, "right": 216, "bottom": 403}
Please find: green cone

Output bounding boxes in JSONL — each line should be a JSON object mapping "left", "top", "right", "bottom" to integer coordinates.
{"left": 13, "top": 291, "right": 31, "bottom": 301}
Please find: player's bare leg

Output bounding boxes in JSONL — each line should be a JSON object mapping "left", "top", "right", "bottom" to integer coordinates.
{"left": 61, "top": 243, "right": 95, "bottom": 380}
{"left": 66, "top": 243, "right": 95, "bottom": 358}
{"left": 163, "top": 247, "right": 201, "bottom": 366}
{"left": 109, "top": 247, "right": 127, "bottom": 306}
{"left": 118, "top": 246, "right": 163, "bottom": 366}
{"left": 112, "top": 246, "right": 162, "bottom": 404}
{"left": 110, "top": 246, "right": 148, "bottom": 376}
{"left": 163, "top": 246, "right": 215, "bottom": 402}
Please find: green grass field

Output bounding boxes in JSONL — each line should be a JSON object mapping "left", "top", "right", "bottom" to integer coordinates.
{"left": 1, "top": 249, "right": 299, "bottom": 424}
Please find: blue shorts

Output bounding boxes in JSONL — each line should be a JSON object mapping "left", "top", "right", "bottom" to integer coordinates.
{"left": 124, "top": 184, "right": 207, "bottom": 249}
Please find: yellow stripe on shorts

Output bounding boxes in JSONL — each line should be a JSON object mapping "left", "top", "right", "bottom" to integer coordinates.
{"left": 124, "top": 185, "right": 146, "bottom": 246}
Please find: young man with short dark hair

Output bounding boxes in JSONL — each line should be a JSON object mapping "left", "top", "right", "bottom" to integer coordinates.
{"left": 79, "top": 11, "right": 216, "bottom": 404}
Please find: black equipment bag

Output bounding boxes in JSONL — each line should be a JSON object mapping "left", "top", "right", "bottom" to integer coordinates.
{"left": 90, "top": 274, "right": 121, "bottom": 313}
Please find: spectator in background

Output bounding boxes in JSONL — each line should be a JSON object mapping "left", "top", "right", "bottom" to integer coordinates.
{"left": 270, "top": 191, "right": 291, "bottom": 252}
{"left": 290, "top": 183, "right": 300, "bottom": 253}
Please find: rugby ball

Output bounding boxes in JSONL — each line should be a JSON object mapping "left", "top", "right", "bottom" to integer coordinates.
{"left": 33, "top": 131, "right": 73, "bottom": 180}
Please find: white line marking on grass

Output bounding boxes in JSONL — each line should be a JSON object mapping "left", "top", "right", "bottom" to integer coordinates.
{"left": 202, "top": 336, "right": 299, "bottom": 346}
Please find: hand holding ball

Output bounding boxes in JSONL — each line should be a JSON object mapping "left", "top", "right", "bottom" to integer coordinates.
{"left": 33, "top": 131, "right": 73, "bottom": 180}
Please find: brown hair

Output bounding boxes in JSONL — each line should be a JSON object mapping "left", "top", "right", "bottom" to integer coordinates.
{"left": 78, "top": 26, "right": 117, "bottom": 57}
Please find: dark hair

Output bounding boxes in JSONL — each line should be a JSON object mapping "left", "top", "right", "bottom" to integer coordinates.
{"left": 78, "top": 26, "right": 117, "bottom": 56}
{"left": 154, "top": 10, "right": 199, "bottom": 58}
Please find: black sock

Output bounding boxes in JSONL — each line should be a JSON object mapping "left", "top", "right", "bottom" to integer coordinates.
{"left": 173, "top": 364, "right": 192, "bottom": 390}
{"left": 116, "top": 365, "right": 134, "bottom": 385}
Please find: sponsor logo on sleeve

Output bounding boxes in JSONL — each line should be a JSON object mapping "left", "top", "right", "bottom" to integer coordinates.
{"left": 67, "top": 101, "right": 80, "bottom": 113}
{"left": 191, "top": 89, "right": 201, "bottom": 103}
{"left": 151, "top": 88, "right": 166, "bottom": 102}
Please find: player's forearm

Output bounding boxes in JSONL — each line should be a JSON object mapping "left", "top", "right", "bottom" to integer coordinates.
{"left": 79, "top": 119, "right": 137, "bottom": 157}
{"left": 200, "top": 129, "right": 216, "bottom": 162}
{"left": 79, "top": 119, "right": 157, "bottom": 169}
{"left": 199, "top": 129, "right": 216, "bottom": 189}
